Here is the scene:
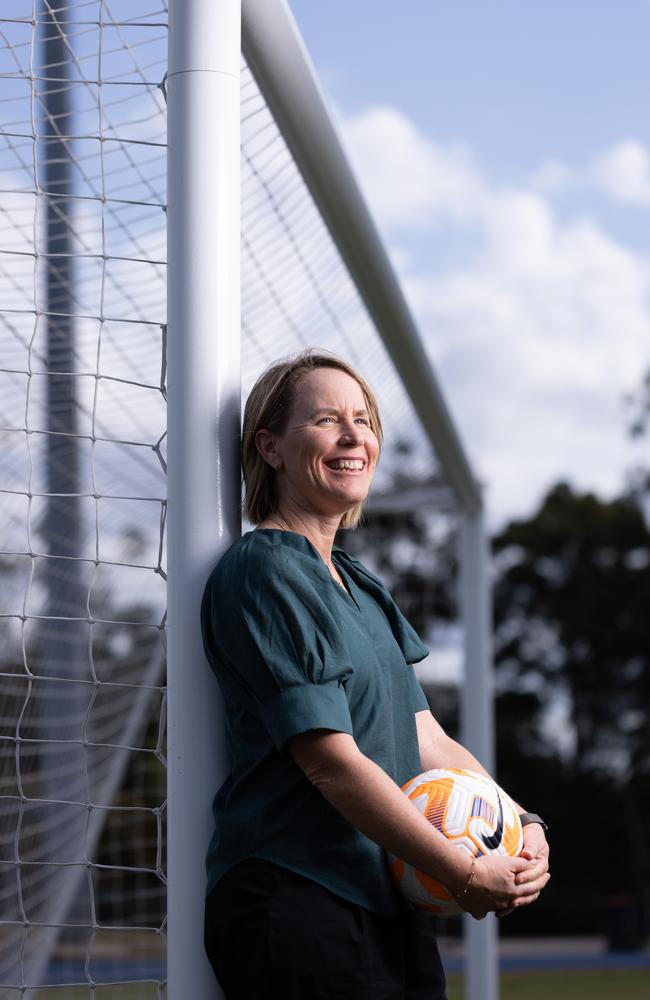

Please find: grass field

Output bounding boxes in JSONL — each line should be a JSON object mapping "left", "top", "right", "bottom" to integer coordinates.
{"left": 21, "top": 988, "right": 162, "bottom": 1000}
{"left": 447, "top": 969, "right": 650, "bottom": 999}
{"left": 30, "top": 969, "right": 650, "bottom": 999}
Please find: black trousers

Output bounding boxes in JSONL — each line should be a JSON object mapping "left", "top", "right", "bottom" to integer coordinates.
{"left": 204, "top": 858, "right": 448, "bottom": 1000}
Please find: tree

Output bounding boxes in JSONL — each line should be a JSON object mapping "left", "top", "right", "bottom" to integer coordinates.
{"left": 492, "top": 482, "right": 650, "bottom": 937}
{"left": 493, "top": 482, "right": 650, "bottom": 780}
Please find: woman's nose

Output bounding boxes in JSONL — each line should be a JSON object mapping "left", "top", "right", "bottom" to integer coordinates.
{"left": 338, "top": 421, "right": 361, "bottom": 443}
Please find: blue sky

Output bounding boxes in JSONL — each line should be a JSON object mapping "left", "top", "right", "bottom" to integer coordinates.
{"left": 292, "top": 2, "right": 650, "bottom": 178}
{"left": 289, "top": 0, "right": 650, "bottom": 527}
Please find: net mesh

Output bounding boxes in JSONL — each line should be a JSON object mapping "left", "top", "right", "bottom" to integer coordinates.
{"left": 1, "top": 2, "right": 167, "bottom": 995}
{"left": 0, "top": 2, "right": 462, "bottom": 995}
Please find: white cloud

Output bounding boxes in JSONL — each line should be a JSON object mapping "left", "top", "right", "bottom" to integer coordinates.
{"left": 340, "top": 105, "right": 484, "bottom": 229}
{"left": 530, "top": 158, "right": 579, "bottom": 195}
{"left": 590, "top": 139, "right": 650, "bottom": 205}
{"left": 339, "top": 107, "right": 650, "bottom": 527}
{"left": 529, "top": 139, "right": 650, "bottom": 207}
{"left": 416, "top": 208, "right": 650, "bottom": 523}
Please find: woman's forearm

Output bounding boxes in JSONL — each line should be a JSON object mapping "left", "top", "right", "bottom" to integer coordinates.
{"left": 289, "top": 732, "right": 471, "bottom": 894}
{"left": 416, "top": 716, "right": 527, "bottom": 814}
{"left": 429, "top": 739, "right": 526, "bottom": 813}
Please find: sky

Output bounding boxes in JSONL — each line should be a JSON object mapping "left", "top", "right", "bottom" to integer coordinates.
{"left": 289, "top": 0, "right": 650, "bottom": 529}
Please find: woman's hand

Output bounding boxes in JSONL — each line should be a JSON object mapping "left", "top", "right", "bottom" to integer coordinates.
{"left": 493, "top": 823, "right": 550, "bottom": 920}
{"left": 455, "top": 853, "right": 550, "bottom": 920}
{"left": 520, "top": 823, "right": 550, "bottom": 871}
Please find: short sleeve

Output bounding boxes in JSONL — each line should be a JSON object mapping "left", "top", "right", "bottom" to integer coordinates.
{"left": 201, "top": 545, "right": 354, "bottom": 753}
{"left": 408, "top": 666, "right": 430, "bottom": 713}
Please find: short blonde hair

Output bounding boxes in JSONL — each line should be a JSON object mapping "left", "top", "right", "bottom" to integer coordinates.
{"left": 242, "top": 349, "right": 383, "bottom": 530}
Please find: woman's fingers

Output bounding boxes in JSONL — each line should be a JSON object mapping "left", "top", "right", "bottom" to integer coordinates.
{"left": 515, "top": 856, "right": 549, "bottom": 884}
{"left": 465, "top": 855, "right": 550, "bottom": 920}
{"left": 464, "top": 855, "right": 550, "bottom": 920}
{"left": 521, "top": 825, "right": 550, "bottom": 863}
{"left": 469, "top": 856, "right": 529, "bottom": 909}
{"left": 510, "top": 855, "right": 538, "bottom": 875}
{"left": 511, "top": 873, "right": 551, "bottom": 906}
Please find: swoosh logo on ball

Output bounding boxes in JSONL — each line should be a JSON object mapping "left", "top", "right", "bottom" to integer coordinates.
{"left": 482, "top": 790, "right": 504, "bottom": 850}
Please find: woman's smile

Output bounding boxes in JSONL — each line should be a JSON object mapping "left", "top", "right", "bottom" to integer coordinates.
{"left": 324, "top": 458, "right": 367, "bottom": 472}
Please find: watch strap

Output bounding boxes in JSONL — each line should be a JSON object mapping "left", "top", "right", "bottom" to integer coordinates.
{"left": 518, "top": 812, "right": 548, "bottom": 831}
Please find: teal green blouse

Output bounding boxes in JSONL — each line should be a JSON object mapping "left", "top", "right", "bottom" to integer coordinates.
{"left": 200, "top": 528, "right": 430, "bottom": 915}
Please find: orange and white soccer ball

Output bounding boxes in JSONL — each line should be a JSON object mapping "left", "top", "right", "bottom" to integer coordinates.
{"left": 388, "top": 768, "right": 523, "bottom": 915}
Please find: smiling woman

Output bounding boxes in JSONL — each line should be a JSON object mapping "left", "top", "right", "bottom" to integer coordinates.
{"left": 241, "top": 350, "right": 383, "bottom": 532}
{"left": 200, "top": 349, "right": 549, "bottom": 999}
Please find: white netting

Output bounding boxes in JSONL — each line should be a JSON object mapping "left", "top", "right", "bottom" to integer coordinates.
{"left": 0, "top": 2, "right": 462, "bottom": 996}
{"left": 0, "top": 1, "right": 167, "bottom": 996}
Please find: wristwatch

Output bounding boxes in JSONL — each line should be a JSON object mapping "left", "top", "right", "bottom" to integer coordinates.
{"left": 518, "top": 812, "right": 548, "bottom": 832}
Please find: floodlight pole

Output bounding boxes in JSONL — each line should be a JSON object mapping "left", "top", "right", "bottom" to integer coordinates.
{"left": 23, "top": 3, "right": 88, "bottom": 996}
{"left": 167, "top": 1, "right": 241, "bottom": 997}
{"left": 460, "top": 505, "right": 498, "bottom": 1000}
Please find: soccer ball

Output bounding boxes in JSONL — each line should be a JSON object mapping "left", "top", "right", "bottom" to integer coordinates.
{"left": 388, "top": 768, "right": 523, "bottom": 915}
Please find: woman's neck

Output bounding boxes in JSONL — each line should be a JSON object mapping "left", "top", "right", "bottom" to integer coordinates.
{"left": 259, "top": 503, "right": 341, "bottom": 567}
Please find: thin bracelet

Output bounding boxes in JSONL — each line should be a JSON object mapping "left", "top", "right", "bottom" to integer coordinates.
{"left": 453, "top": 854, "right": 477, "bottom": 899}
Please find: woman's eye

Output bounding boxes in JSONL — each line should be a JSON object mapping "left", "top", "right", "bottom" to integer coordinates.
{"left": 317, "top": 415, "right": 370, "bottom": 426}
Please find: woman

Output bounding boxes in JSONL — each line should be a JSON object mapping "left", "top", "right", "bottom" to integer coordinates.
{"left": 201, "top": 350, "right": 550, "bottom": 999}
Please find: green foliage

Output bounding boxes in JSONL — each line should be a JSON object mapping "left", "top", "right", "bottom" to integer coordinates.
{"left": 493, "top": 482, "right": 650, "bottom": 780}
{"left": 492, "top": 482, "right": 650, "bottom": 938}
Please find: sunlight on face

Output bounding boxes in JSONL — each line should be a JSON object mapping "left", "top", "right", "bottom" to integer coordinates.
{"left": 276, "top": 367, "right": 380, "bottom": 519}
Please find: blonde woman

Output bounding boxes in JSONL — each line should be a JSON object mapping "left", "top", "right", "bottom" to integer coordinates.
{"left": 201, "top": 351, "right": 549, "bottom": 999}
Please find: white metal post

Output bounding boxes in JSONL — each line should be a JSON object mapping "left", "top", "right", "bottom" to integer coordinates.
{"left": 167, "top": 2, "right": 241, "bottom": 997}
{"left": 460, "top": 507, "right": 498, "bottom": 1000}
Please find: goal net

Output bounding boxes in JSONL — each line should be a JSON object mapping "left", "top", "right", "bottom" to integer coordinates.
{"left": 0, "top": 2, "right": 472, "bottom": 996}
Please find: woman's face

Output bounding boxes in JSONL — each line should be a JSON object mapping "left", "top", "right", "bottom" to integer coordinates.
{"left": 270, "top": 367, "right": 379, "bottom": 519}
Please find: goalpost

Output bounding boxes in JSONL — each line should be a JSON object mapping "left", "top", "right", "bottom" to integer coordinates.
{"left": 172, "top": 1, "right": 496, "bottom": 996}
{"left": 0, "top": 1, "right": 496, "bottom": 997}
{"left": 166, "top": 1, "right": 241, "bottom": 997}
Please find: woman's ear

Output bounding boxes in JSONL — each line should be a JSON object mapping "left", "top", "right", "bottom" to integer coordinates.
{"left": 255, "top": 428, "right": 281, "bottom": 469}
